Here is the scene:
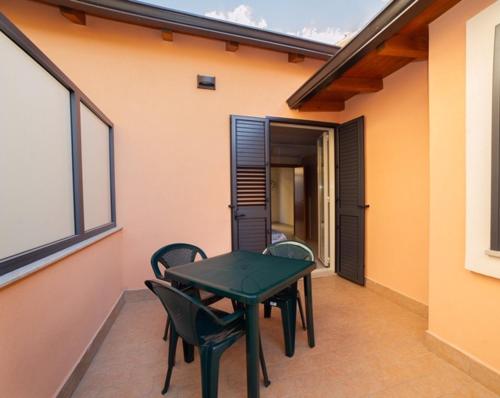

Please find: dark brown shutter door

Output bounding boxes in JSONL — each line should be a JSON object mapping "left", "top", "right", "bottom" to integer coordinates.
{"left": 335, "top": 116, "right": 366, "bottom": 285}
{"left": 230, "top": 115, "right": 270, "bottom": 252}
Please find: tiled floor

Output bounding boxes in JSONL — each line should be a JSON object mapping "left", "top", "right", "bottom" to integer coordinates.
{"left": 73, "top": 276, "right": 499, "bottom": 398}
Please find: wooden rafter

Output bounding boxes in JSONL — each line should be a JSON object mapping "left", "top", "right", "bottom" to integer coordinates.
{"left": 161, "top": 29, "right": 173, "bottom": 41}
{"left": 59, "top": 6, "right": 86, "bottom": 25}
{"left": 300, "top": 100, "right": 344, "bottom": 112}
{"left": 288, "top": 53, "right": 305, "bottom": 63}
{"left": 225, "top": 41, "right": 239, "bottom": 52}
{"left": 377, "top": 34, "right": 428, "bottom": 60}
{"left": 326, "top": 77, "right": 383, "bottom": 93}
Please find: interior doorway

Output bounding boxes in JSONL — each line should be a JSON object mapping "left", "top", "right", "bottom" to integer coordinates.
{"left": 269, "top": 122, "right": 334, "bottom": 269}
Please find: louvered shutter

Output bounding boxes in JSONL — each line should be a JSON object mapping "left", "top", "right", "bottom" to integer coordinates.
{"left": 335, "top": 117, "right": 366, "bottom": 285}
{"left": 230, "top": 116, "right": 270, "bottom": 252}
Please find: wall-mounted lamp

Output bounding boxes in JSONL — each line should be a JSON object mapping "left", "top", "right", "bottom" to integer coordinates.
{"left": 197, "top": 75, "right": 216, "bottom": 90}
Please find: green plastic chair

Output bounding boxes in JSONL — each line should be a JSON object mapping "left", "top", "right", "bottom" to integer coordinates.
{"left": 262, "top": 240, "right": 313, "bottom": 357}
{"left": 145, "top": 280, "right": 270, "bottom": 397}
{"left": 150, "top": 243, "right": 223, "bottom": 363}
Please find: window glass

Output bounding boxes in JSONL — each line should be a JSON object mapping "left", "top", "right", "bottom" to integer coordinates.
{"left": 80, "top": 103, "right": 112, "bottom": 231}
{"left": 0, "top": 32, "right": 74, "bottom": 259}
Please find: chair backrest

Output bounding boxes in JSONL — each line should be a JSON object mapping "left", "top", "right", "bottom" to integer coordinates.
{"left": 150, "top": 243, "right": 207, "bottom": 279}
{"left": 145, "top": 280, "right": 221, "bottom": 346}
{"left": 263, "top": 240, "right": 315, "bottom": 262}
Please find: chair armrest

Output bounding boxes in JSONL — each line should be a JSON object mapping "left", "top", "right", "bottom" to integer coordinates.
{"left": 216, "top": 309, "right": 245, "bottom": 326}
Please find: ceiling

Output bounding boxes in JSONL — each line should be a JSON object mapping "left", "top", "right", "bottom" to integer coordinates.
{"left": 271, "top": 125, "right": 325, "bottom": 146}
{"left": 270, "top": 124, "right": 325, "bottom": 165}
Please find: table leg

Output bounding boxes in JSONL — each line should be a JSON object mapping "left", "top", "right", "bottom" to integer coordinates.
{"left": 245, "top": 303, "right": 260, "bottom": 398}
{"left": 283, "top": 283, "right": 298, "bottom": 357}
{"left": 304, "top": 274, "right": 315, "bottom": 348}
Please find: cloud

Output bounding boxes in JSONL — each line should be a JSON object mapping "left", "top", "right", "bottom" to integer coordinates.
{"left": 205, "top": 4, "right": 356, "bottom": 46}
{"left": 205, "top": 5, "right": 268, "bottom": 29}
{"left": 292, "top": 27, "right": 357, "bottom": 46}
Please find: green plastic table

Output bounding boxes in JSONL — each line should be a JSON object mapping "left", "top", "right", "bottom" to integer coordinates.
{"left": 165, "top": 250, "right": 316, "bottom": 398}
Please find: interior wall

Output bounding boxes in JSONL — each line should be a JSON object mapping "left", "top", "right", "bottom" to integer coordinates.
{"left": 271, "top": 168, "right": 281, "bottom": 223}
{"left": 303, "top": 154, "right": 318, "bottom": 242}
{"left": 428, "top": 0, "right": 500, "bottom": 373}
{"left": 271, "top": 167, "right": 295, "bottom": 226}
{"left": 339, "top": 61, "right": 430, "bottom": 305}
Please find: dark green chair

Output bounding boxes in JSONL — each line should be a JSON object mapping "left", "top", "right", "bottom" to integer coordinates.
{"left": 262, "top": 240, "right": 313, "bottom": 357}
{"left": 150, "top": 243, "right": 223, "bottom": 362}
{"left": 145, "top": 280, "right": 270, "bottom": 397}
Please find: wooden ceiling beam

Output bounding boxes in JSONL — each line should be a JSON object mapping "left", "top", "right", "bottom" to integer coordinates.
{"left": 161, "top": 29, "right": 173, "bottom": 41}
{"left": 59, "top": 6, "right": 86, "bottom": 25}
{"left": 288, "top": 53, "right": 305, "bottom": 63}
{"left": 376, "top": 34, "right": 428, "bottom": 60}
{"left": 225, "top": 41, "right": 239, "bottom": 52}
{"left": 327, "top": 77, "right": 383, "bottom": 93}
{"left": 299, "top": 101, "right": 345, "bottom": 112}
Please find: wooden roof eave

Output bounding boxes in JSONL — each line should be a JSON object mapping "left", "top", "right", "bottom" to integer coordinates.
{"left": 35, "top": 0, "right": 340, "bottom": 60}
{"left": 287, "top": 0, "right": 461, "bottom": 111}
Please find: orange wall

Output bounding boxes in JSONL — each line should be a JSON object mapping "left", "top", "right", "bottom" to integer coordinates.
{"left": 1, "top": 0, "right": 335, "bottom": 291}
{"left": 0, "top": 233, "right": 123, "bottom": 397}
{"left": 339, "top": 62, "right": 430, "bottom": 305}
{"left": 428, "top": 0, "right": 500, "bottom": 373}
{"left": 0, "top": 1, "right": 337, "bottom": 396}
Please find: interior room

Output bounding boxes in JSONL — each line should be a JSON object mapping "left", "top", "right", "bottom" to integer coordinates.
{"left": 269, "top": 122, "right": 330, "bottom": 268}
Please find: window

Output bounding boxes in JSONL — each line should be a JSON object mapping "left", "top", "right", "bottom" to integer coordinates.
{"left": 465, "top": 1, "right": 500, "bottom": 279}
{"left": 491, "top": 24, "right": 500, "bottom": 251}
{"left": 0, "top": 14, "right": 116, "bottom": 277}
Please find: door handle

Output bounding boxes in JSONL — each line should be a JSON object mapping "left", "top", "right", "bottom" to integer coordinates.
{"left": 235, "top": 213, "right": 246, "bottom": 220}
{"left": 358, "top": 204, "right": 370, "bottom": 209}
{"left": 228, "top": 204, "right": 235, "bottom": 209}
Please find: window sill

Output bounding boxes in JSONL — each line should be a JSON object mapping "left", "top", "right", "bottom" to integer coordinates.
{"left": 0, "top": 226, "right": 122, "bottom": 289}
{"left": 485, "top": 249, "right": 500, "bottom": 258}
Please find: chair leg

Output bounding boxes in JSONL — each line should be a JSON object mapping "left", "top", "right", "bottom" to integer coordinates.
{"left": 162, "top": 327, "right": 178, "bottom": 395}
{"left": 199, "top": 345, "right": 224, "bottom": 398}
{"left": 163, "top": 317, "right": 170, "bottom": 341}
{"left": 264, "top": 302, "right": 272, "bottom": 318}
{"left": 297, "top": 293, "right": 306, "bottom": 331}
{"left": 183, "top": 340, "right": 195, "bottom": 363}
{"left": 259, "top": 335, "right": 271, "bottom": 387}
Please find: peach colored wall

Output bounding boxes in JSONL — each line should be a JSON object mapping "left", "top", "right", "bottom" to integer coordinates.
{"left": 0, "top": 0, "right": 336, "bottom": 291}
{"left": 428, "top": 0, "right": 500, "bottom": 373}
{"left": 339, "top": 62, "right": 430, "bottom": 305}
{"left": 0, "top": 1, "right": 337, "bottom": 396}
{"left": 0, "top": 232, "right": 123, "bottom": 397}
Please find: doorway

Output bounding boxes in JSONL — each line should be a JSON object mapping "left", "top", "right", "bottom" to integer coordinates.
{"left": 269, "top": 122, "right": 334, "bottom": 269}
{"left": 229, "top": 115, "right": 366, "bottom": 284}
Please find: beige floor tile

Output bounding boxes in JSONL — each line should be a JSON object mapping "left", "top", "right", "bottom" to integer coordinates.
{"left": 71, "top": 276, "right": 499, "bottom": 398}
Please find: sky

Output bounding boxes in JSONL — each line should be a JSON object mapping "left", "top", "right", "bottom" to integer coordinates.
{"left": 140, "top": 0, "right": 392, "bottom": 45}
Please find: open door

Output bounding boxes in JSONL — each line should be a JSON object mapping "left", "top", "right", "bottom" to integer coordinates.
{"left": 317, "top": 130, "right": 334, "bottom": 267}
{"left": 230, "top": 115, "right": 270, "bottom": 252}
{"left": 335, "top": 116, "right": 366, "bottom": 285}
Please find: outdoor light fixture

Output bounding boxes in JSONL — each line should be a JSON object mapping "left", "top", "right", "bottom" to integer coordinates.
{"left": 197, "top": 75, "right": 216, "bottom": 90}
